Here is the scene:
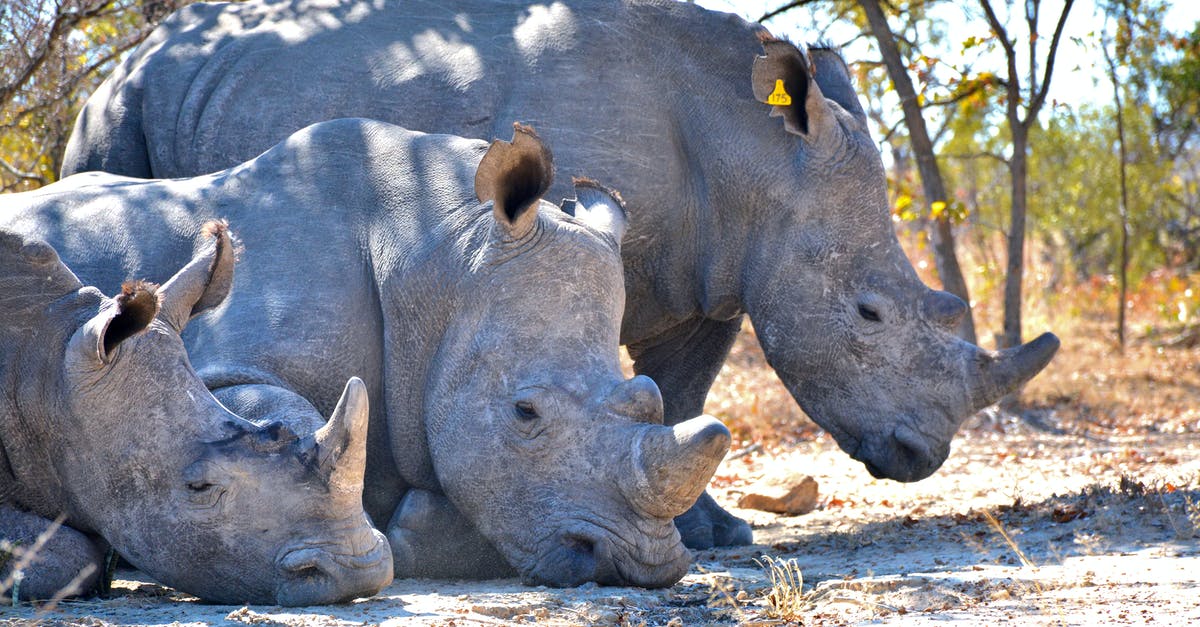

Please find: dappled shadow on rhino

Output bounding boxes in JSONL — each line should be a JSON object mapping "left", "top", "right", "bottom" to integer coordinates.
{"left": 60, "top": 0, "right": 1059, "bottom": 550}
{"left": 0, "top": 226, "right": 392, "bottom": 605}
{"left": 6, "top": 121, "right": 729, "bottom": 587}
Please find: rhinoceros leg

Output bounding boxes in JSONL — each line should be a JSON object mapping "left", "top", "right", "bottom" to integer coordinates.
{"left": 0, "top": 504, "right": 103, "bottom": 601}
{"left": 628, "top": 316, "right": 753, "bottom": 549}
{"left": 386, "top": 489, "right": 515, "bottom": 580}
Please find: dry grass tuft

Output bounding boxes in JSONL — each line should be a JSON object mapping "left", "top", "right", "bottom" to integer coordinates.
{"left": 755, "top": 554, "right": 813, "bottom": 621}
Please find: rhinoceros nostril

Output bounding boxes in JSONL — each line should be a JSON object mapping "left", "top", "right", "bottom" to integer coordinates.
{"left": 278, "top": 547, "right": 331, "bottom": 581}
{"left": 289, "top": 565, "right": 324, "bottom": 581}
{"left": 890, "top": 428, "right": 943, "bottom": 482}
{"left": 562, "top": 534, "right": 596, "bottom": 559}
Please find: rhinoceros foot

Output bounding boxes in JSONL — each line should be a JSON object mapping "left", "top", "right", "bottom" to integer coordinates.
{"left": 387, "top": 489, "right": 516, "bottom": 580}
{"left": 673, "top": 491, "right": 753, "bottom": 549}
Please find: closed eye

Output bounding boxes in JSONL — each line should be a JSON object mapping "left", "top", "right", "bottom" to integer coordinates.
{"left": 185, "top": 480, "right": 225, "bottom": 508}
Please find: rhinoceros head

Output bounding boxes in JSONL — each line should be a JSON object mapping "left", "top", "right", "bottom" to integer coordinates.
{"left": 423, "top": 125, "right": 729, "bottom": 587}
{"left": 7, "top": 225, "right": 390, "bottom": 604}
{"left": 739, "top": 39, "right": 1059, "bottom": 482}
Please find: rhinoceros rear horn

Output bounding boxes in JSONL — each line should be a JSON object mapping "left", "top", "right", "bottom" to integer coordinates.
{"left": 158, "top": 220, "right": 236, "bottom": 332}
{"left": 475, "top": 122, "right": 553, "bottom": 240}
{"left": 310, "top": 377, "right": 370, "bottom": 495}
{"left": 566, "top": 177, "right": 628, "bottom": 245}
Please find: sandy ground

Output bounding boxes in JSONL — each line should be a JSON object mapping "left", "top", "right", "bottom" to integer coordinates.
{"left": 5, "top": 414, "right": 1199, "bottom": 626}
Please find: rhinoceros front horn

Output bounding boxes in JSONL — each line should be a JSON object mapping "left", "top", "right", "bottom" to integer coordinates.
{"left": 625, "top": 416, "right": 731, "bottom": 519}
{"left": 970, "top": 332, "right": 1061, "bottom": 410}
{"left": 308, "top": 377, "right": 370, "bottom": 495}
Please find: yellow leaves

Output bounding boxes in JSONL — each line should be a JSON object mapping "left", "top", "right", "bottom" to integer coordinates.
{"left": 893, "top": 196, "right": 970, "bottom": 224}
{"left": 892, "top": 193, "right": 919, "bottom": 222}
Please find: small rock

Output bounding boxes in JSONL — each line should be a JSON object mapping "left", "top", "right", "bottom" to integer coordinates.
{"left": 738, "top": 473, "right": 819, "bottom": 515}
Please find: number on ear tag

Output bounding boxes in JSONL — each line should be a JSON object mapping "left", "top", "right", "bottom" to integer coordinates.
{"left": 767, "top": 79, "right": 792, "bottom": 106}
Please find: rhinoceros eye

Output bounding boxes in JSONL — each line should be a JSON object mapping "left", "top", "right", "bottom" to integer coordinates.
{"left": 857, "top": 303, "right": 882, "bottom": 323}
{"left": 183, "top": 460, "right": 228, "bottom": 509}
{"left": 185, "top": 479, "right": 225, "bottom": 508}
{"left": 514, "top": 400, "right": 539, "bottom": 421}
{"left": 187, "top": 480, "right": 215, "bottom": 492}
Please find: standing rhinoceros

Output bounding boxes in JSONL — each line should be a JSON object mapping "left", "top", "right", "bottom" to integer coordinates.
{"left": 59, "top": 0, "right": 1061, "bottom": 550}
{"left": 0, "top": 225, "right": 393, "bottom": 605}
{"left": 8, "top": 120, "right": 731, "bottom": 587}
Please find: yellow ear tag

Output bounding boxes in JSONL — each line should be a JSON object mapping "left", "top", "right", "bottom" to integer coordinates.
{"left": 767, "top": 79, "right": 792, "bottom": 106}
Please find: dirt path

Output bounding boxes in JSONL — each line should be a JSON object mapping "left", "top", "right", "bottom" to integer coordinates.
{"left": 5, "top": 421, "right": 1199, "bottom": 626}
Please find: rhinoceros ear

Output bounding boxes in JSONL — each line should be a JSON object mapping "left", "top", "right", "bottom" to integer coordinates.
{"left": 0, "top": 231, "right": 84, "bottom": 301}
{"left": 752, "top": 35, "right": 854, "bottom": 142}
{"left": 809, "top": 46, "right": 869, "bottom": 129}
{"left": 565, "top": 177, "right": 627, "bottom": 246}
{"left": 475, "top": 122, "right": 553, "bottom": 240}
{"left": 69, "top": 280, "right": 160, "bottom": 364}
{"left": 157, "top": 220, "right": 236, "bottom": 332}
{"left": 751, "top": 37, "right": 813, "bottom": 136}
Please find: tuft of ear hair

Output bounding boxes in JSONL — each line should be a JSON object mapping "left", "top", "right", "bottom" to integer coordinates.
{"left": 475, "top": 122, "right": 554, "bottom": 238}
{"left": 571, "top": 176, "right": 626, "bottom": 208}
{"left": 104, "top": 280, "right": 161, "bottom": 355}
{"left": 201, "top": 219, "right": 226, "bottom": 239}
{"left": 751, "top": 38, "right": 813, "bottom": 136}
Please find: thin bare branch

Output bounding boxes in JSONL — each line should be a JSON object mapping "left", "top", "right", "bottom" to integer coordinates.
{"left": 759, "top": 0, "right": 822, "bottom": 23}
{"left": 0, "top": 155, "right": 47, "bottom": 183}
{"left": 944, "top": 151, "right": 1011, "bottom": 167}
{"left": 1027, "top": 0, "right": 1076, "bottom": 121}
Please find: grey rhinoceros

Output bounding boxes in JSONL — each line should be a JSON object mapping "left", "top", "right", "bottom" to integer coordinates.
{"left": 9, "top": 120, "right": 731, "bottom": 587}
{"left": 0, "top": 225, "right": 393, "bottom": 605}
{"left": 60, "top": 0, "right": 1060, "bottom": 549}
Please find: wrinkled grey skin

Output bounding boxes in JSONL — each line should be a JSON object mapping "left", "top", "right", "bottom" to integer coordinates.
{"left": 0, "top": 227, "right": 392, "bottom": 605}
{"left": 12, "top": 119, "right": 731, "bottom": 587}
{"left": 61, "top": 0, "right": 1060, "bottom": 549}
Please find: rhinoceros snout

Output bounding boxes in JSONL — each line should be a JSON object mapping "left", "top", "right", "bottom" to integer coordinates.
{"left": 858, "top": 427, "right": 950, "bottom": 483}
{"left": 524, "top": 528, "right": 690, "bottom": 589}
{"left": 523, "top": 533, "right": 608, "bottom": 588}
{"left": 274, "top": 528, "right": 393, "bottom": 605}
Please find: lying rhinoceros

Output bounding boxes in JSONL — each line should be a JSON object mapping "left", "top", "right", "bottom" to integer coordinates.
{"left": 7, "top": 120, "right": 730, "bottom": 587}
{"left": 0, "top": 225, "right": 392, "bottom": 605}
{"left": 59, "top": 0, "right": 1060, "bottom": 549}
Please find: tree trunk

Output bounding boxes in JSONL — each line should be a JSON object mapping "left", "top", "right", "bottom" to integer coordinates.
{"left": 857, "top": 0, "right": 977, "bottom": 343}
{"left": 1103, "top": 17, "right": 1131, "bottom": 352}
{"left": 1002, "top": 125, "right": 1027, "bottom": 352}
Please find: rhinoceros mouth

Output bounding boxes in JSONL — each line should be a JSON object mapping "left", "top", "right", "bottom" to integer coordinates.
{"left": 273, "top": 530, "right": 393, "bottom": 605}
{"left": 521, "top": 518, "right": 690, "bottom": 588}
{"left": 278, "top": 541, "right": 390, "bottom": 574}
